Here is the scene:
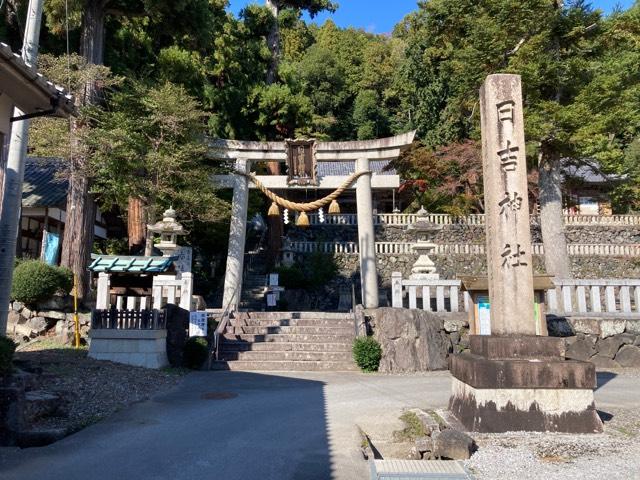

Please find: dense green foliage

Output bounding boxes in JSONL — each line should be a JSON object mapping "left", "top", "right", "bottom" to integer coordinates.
{"left": 11, "top": 260, "right": 73, "bottom": 305}
{"left": 183, "top": 337, "right": 209, "bottom": 369}
{"left": 352, "top": 336, "right": 382, "bottom": 372}
{"left": 0, "top": 336, "right": 17, "bottom": 376}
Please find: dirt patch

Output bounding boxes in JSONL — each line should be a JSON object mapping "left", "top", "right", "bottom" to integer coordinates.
{"left": 14, "top": 343, "right": 186, "bottom": 434}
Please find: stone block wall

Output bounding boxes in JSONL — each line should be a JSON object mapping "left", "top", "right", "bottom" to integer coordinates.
{"left": 88, "top": 329, "right": 169, "bottom": 369}
{"left": 7, "top": 298, "right": 91, "bottom": 347}
{"left": 548, "top": 316, "right": 640, "bottom": 368}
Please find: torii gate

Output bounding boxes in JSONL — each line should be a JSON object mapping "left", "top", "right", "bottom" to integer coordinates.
{"left": 210, "top": 131, "right": 416, "bottom": 310}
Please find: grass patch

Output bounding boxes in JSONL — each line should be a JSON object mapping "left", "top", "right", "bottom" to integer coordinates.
{"left": 394, "top": 411, "right": 427, "bottom": 442}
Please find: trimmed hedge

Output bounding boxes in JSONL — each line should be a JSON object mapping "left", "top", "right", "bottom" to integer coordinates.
{"left": 183, "top": 337, "right": 208, "bottom": 369}
{"left": 0, "top": 336, "right": 16, "bottom": 376}
{"left": 353, "top": 336, "right": 382, "bottom": 372}
{"left": 11, "top": 260, "right": 73, "bottom": 305}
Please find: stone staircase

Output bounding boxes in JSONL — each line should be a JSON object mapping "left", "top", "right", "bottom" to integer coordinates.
{"left": 212, "top": 312, "right": 359, "bottom": 371}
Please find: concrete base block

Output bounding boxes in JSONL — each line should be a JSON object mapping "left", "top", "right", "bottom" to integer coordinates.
{"left": 88, "top": 329, "right": 169, "bottom": 369}
{"left": 449, "top": 377, "right": 603, "bottom": 433}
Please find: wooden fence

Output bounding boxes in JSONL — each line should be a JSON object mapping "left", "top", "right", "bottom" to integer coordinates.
{"left": 91, "top": 308, "right": 167, "bottom": 330}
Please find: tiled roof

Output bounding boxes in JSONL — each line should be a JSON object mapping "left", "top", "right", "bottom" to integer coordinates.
{"left": 0, "top": 42, "right": 75, "bottom": 117}
{"left": 88, "top": 255, "right": 177, "bottom": 273}
{"left": 22, "top": 157, "right": 68, "bottom": 208}
{"left": 317, "top": 160, "right": 396, "bottom": 176}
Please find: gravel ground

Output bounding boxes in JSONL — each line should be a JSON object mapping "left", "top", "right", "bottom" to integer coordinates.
{"left": 14, "top": 343, "right": 185, "bottom": 433}
{"left": 466, "top": 407, "right": 640, "bottom": 480}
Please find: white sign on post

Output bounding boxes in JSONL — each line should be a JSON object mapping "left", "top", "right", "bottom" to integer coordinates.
{"left": 189, "top": 311, "right": 208, "bottom": 337}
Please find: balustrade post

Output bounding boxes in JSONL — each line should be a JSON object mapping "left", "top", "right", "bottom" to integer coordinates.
{"left": 391, "top": 272, "right": 403, "bottom": 308}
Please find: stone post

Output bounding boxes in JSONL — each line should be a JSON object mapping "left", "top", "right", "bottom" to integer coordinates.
{"left": 356, "top": 158, "right": 379, "bottom": 309}
{"left": 391, "top": 272, "right": 403, "bottom": 308}
{"left": 480, "top": 74, "right": 536, "bottom": 336}
{"left": 222, "top": 158, "right": 250, "bottom": 310}
{"left": 96, "top": 273, "right": 111, "bottom": 310}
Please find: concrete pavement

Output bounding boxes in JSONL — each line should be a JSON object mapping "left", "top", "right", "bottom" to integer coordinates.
{"left": 0, "top": 370, "right": 637, "bottom": 480}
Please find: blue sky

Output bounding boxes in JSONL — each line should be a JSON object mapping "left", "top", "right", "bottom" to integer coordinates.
{"left": 227, "top": 0, "right": 636, "bottom": 34}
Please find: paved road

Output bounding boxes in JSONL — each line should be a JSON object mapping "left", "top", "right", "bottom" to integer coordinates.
{"left": 0, "top": 370, "right": 637, "bottom": 480}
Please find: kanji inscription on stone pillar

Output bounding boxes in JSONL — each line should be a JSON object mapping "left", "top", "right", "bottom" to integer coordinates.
{"left": 480, "top": 74, "right": 536, "bottom": 335}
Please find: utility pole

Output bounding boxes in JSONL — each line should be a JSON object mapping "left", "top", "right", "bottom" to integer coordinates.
{"left": 0, "top": 0, "right": 44, "bottom": 335}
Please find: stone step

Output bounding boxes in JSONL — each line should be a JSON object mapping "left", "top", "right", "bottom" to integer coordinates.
{"left": 231, "top": 318, "right": 354, "bottom": 328}
{"left": 222, "top": 341, "right": 353, "bottom": 352}
{"left": 228, "top": 325, "right": 355, "bottom": 335}
{"left": 221, "top": 350, "right": 353, "bottom": 362}
{"left": 210, "top": 360, "right": 358, "bottom": 371}
{"left": 223, "top": 333, "right": 355, "bottom": 343}
{"left": 17, "top": 427, "right": 67, "bottom": 448}
{"left": 23, "top": 390, "right": 65, "bottom": 424}
{"left": 234, "top": 312, "right": 352, "bottom": 321}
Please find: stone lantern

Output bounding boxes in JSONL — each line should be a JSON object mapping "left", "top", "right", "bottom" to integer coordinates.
{"left": 406, "top": 206, "right": 443, "bottom": 279}
{"left": 281, "top": 238, "right": 296, "bottom": 268}
{"left": 148, "top": 207, "right": 186, "bottom": 257}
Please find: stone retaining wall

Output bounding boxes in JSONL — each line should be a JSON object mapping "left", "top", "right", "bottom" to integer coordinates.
{"left": 88, "top": 329, "right": 169, "bottom": 369}
{"left": 286, "top": 223, "right": 640, "bottom": 245}
{"left": 7, "top": 298, "right": 91, "bottom": 346}
{"left": 364, "top": 308, "right": 640, "bottom": 373}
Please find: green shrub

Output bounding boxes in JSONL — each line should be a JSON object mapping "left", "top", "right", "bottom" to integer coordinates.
{"left": 353, "top": 336, "right": 382, "bottom": 372}
{"left": 11, "top": 260, "right": 73, "bottom": 305}
{"left": 183, "top": 337, "right": 208, "bottom": 369}
{"left": 0, "top": 336, "right": 17, "bottom": 376}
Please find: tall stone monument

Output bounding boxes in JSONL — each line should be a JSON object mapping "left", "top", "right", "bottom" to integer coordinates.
{"left": 448, "top": 75, "right": 602, "bottom": 433}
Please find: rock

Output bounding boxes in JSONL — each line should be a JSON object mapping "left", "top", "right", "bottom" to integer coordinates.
{"left": 568, "top": 318, "right": 600, "bottom": 336}
{"left": 38, "top": 310, "right": 67, "bottom": 321}
{"left": 619, "top": 333, "right": 636, "bottom": 345}
{"left": 600, "top": 319, "right": 626, "bottom": 339}
{"left": 596, "top": 336, "right": 624, "bottom": 359}
{"left": 565, "top": 337, "right": 597, "bottom": 361}
{"left": 615, "top": 345, "right": 640, "bottom": 368}
{"left": 27, "top": 317, "right": 48, "bottom": 333}
{"left": 410, "top": 409, "right": 441, "bottom": 436}
{"left": 7, "top": 310, "right": 21, "bottom": 326}
{"left": 36, "top": 295, "right": 72, "bottom": 312}
{"left": 12, "top": 301, "right": 25, "bottom": 313}
{"left": 589, "top": 355, "right": 620, "bottom": 369}
{"left": 635, "top": 336, "right": 640, "bottom": 347}
{"left": 547, "top": 316, "right": 574, "bottom": 337}
{"left": 415, "top": 436, "right": 434, "bottom": 454}
{"left": 443, "top": 315, "right": 467, "bottom": 333}
{"left": 433, "top": 429, "right": 477, "bottom": 460}
{"left": 366, "top": 308, "right": 449, "bottom": 372}
{"left": 565, "top": 336, "right": 578, "bottom": 346}
{"left": 626, "top": 320, "right": 640, "bottom": 335}
{"left": 407, "top": 446, "right": 422, "bottom": 460}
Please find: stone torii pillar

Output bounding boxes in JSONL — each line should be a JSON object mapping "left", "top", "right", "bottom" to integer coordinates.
{"left": 222, "top": 158, "right": 250, "bottom": 310}
{"left": 356, "top": 157, "right": 379, "bottom": 308}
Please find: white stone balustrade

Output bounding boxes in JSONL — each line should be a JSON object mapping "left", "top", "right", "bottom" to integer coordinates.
{"left": 287, "top": 241, "right": 640, "bottom": 257}
{"left": 391, "top": 272, "right": 468, "bottom": 313}
{"left": 547, "top": 279, "right": 640, "bottom": 316}
{"left": 304, "top": 213, "right": 640, "bottom": 227}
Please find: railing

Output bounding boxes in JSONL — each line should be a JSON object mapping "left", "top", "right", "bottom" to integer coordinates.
{"left": 304, "top": 213, "right": 640, "bottom": 227}
{"left": 91, "top": 308, "right": 166, "bottom": 330}
{"left": 547, "top": 279, "right": 640, "bottom": 316}
{"left": 390, "top": 274, "right": 640, "bottom": 318}
{"left": 391, "top": 274, "right": 468, "bottom": 313}
{"left": 288, "top": 241, "right": 640, "bottom": 257}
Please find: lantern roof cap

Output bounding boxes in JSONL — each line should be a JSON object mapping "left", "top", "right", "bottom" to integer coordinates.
{"left": 148, "top": 207, "right": 186, "bottom": 235}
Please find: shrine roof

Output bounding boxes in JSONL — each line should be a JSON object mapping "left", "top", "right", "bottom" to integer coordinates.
{"left": 22, "top": 157, "right": 68, "bottom": 208}
{"left": 0, "top": 42, "right": 75, "bottom": 118}
{"left": 89, "top": 255, "right": 177, "bottom": 273}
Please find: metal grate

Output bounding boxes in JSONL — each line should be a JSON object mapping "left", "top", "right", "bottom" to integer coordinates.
{"left": 371, "top": 460, "right": 472, "bottom": 480}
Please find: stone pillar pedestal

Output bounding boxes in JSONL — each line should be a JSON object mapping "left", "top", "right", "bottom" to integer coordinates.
{"left": 449, "top": 335, "right": 603, "bottom": 433}
{"left": 222, "top": 158, "right": 250, "bottom": 310}
{"left": 356, "top": 157, "right": 379, "bottom": 309}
